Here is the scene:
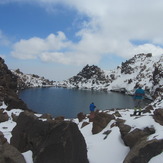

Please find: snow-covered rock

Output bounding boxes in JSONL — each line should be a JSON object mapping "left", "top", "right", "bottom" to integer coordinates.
{"left": 63, "top": 53, "right": 163, "bottom": 99}
{"left": 11, "top": 69, "right": 56, "bottom": 89}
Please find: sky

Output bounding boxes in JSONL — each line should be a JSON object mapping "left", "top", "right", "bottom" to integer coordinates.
{"left": 0, "top": 0, "right": 163, "bottom": 81}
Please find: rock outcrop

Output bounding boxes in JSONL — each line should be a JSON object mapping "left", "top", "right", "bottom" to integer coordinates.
{"left": 0, "top": 109, "right": 9, "bottom": 122}
{"left": 153, "top": 108, "right": 163, "bottom": 125}
{"left": 61, "top": 53, "right": 163, "bottom": 99}
{"left": 0, "top": 57, "right": 28, "bottom": 110}
{"left": 116, "top": 113, "right": 163, "bottom": 163}
{"left": 11, "top": 69, "right": 55, "bottom": 89}
{"left": 68, "top": 64, "right": 108, "bottom": 89}
{"left": 123, "top": 139, "right": 163, "bottom": 163}
{"left": 0, "top": 131, "right": 26, "bottom": 163}
{"left": 92, "top": 112, "right": 115, "bottom": 134}
{"left": 10, "top": 111, "right": 89, "bottom": 163}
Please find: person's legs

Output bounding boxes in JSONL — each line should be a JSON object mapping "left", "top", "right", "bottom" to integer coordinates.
{"left": 134, "top": 99, "right": 139, "bottom": 115}
{"left": 138, "top": 99, "right": 143, "bottom": 115}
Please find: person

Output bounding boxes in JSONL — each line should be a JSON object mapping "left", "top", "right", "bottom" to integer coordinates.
{"left": 133, "top": 85, "right": 145, "bottom": 115}
{"left": 89, "top": 102, "right": 96, "bottom": 112}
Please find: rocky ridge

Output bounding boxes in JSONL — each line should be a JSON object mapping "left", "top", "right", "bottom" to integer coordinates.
{"left": 62, "top": 53, "right": 163, "bottom": 99}
{"left": 0, "top": 57, "right": 28, "bottom": 110}
{"left": 11, "top": 69, "right": 55, "bottom": 89}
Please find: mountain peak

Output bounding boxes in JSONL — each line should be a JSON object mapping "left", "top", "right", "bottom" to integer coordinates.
{"left": 63, "top": 53, "right": 162, "bottom": 99}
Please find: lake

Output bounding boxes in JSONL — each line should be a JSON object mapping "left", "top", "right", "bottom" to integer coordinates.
{"left": 19, "top": 87, "right": 150, "bottom": 118}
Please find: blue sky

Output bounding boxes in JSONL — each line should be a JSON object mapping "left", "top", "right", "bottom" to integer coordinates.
{"left": 0, "top": 0, "right": 163, "bottom": 81}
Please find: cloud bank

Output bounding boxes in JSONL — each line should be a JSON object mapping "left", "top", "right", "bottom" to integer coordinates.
{"left": 5, "top": 0, "right": 163, "bottom": 65}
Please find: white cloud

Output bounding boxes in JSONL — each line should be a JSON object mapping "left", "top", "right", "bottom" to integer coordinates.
{"left": 11, "top": 32, "right": 72, "bottom": 60}
{"left": 10, "top": 0, "right": 163, "bottom": 65}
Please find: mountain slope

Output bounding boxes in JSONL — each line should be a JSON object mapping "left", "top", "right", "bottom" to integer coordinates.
{"left": 11, "top": 69, "right": 55, "bottom": 89}
{"left": 63, "top": 53, "right": 163, "bottom": 99}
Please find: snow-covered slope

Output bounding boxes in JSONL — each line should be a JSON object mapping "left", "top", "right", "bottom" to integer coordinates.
{"left": 63, "top": 53, "right": 163, "bottom": 99}
{"left": 0, "top": 94, "right": 162, "bottom": 163}
{"left": 11, "top": 69, "right": 55, "bottom": 89}
{"left": 76, "top": 96, "right": 163, "bottom": 163}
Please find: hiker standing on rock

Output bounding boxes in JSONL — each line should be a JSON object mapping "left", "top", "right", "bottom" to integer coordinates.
{"left": 89, "top": 102, "right": 96, "bottom": 122}
{"left": 89, "top": 102, "right": 96, "bottom": 112}
{"left": 133, "top": 85, "right": 145, "bottom": 115}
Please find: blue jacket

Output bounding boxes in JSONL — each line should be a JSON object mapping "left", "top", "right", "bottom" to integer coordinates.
{"left": 89, "top": 103, "right": 96, "bottom": 111}
{"left": 134, "top": 88, "right": 145, "bottom": 99}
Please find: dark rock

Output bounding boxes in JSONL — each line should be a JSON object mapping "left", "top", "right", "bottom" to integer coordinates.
{"left": 118, "top": 123, "right": 131, "bottom": 138}
{"left": 77, "top": 112, "right": 86, "bottom": 122}
{"left": 128, "top": 79, "right": 133, "bottom": 84}
{"left": 113, "top": 111, "right": 122, "bottom": 117}
{"left": 153, "top": 108, "right": 163, "bottom": 125}
{"left": 153, "top": 87, "right": 163, "bottom": 99}
{"left": 0, "top": 111, "right": 9, "bottom": 123}
{"left": 11, "top": 111, "right": 89, "bottom": 163}
{"left": 0, "top": 57, "right": 29, "bottom": 111}
{"left": 122, "top": 127, "right": 155, "bottom": 148}
{"left": 103, "top": 130, "right": 112, "bottom": 140}
{"left": 92, "top": 112, "right": 115, "bottom": 134}
{"left": 11, "top": 113, "right": 19, "bottom": 122}
{"left": 68, "top": 64, "right": 107, "bottom": 87}
{"left": 88, "top": 112, "right": 95, "bottom": 122}
{"left": 0, "top": 131, "right": 7, "bottom": 144}
{"left": 121, "top": 58, "right": 135, "bottom": 74}
{"left": 55, "top": 116, "right": 65, "bottom": 121}
{"left": 40, "top": 113, "right": 53, "bottom": 121}
{"left": 0, "top": 131, "right": 26, "bottom": 163}
{"left": 143, "top": 105, "right": 153, "bottom": 113}
{"left": 153, "top": 66, "right": 163, "bottom": 86}
{"left": 123, "top": 139, "right": 163, "bottom": 163}
{"left": 81, "top": 122, "right": 90, "bottom": 128}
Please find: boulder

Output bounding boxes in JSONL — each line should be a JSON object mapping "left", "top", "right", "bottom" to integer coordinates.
{"left": 77, "top": 112, "right": 86, "bottom": 122}
{"left": 88, "top": 112, "right": 95, "bottom": 122}
{"left": 113, "top": 111, "right": 122, "bottom": 117}
{"left": 11, "top": 111, "right": 89, "bottom": 163}
{"left": 143, "top": 105, "right": 153, "bottom": 113}
{"left": 0, "top": 111, "right": 9, "bottom": 123}
{"left": 40, "top": 113, "right": 53, "bottom": 121}
{"left": 153, "top": 108, "right": 163, "bottom": 125}
{"left": 11, "top": 113, "right": 19, "bottom": 122}
{"left": 0, "top": 131, "right": 26, "bottom": 163}
{"left": 81, "top": 122, "right": 90, "bottom": 128}
{"left": 92, "top": 112, "right": 115, "bottom": 134}
{"left": 55, "top": 116, "right": 65, "bottom": 121}
{"left": 122, "top": 127, "right": 155, "bottom": 148}
{"left": 123, "top": 139, "right": 163, "bottom": 163}
{"left": 118, "top": 123, "right": 131, "bottom": 139}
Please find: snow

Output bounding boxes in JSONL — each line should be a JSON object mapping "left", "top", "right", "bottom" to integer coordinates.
{"left": 74, "top": 99, "right": 163, "bottom": 163}
{"left": 0, "top": 98, "right": 163, "bottom": 162}
{"left": 82, "top": 125, "right": 129, "bottom": 163}
{"left": 149, "top": 153, "right": 163, "bottom": 163}
{"left": 22, "top": 150, "right": 33, "bottom": 163}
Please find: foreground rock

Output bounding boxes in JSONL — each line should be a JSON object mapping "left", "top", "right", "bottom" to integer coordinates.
{"left": 123, "top": 139, "right": 163, "bottom": 163}
{"left": 116, "top": 109, "right": 163, "bottom": 163}
{"left": 11, "top": 111, "right": 89, "bottom": 163}
{"left": 0, "top": 131, "right": 26, "bottom": 163}
{"left": 92, "top": 112, "right": 115, "bottom": 134}
{"left": 153, "top": 108, "right": 163, "bottom": 125}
